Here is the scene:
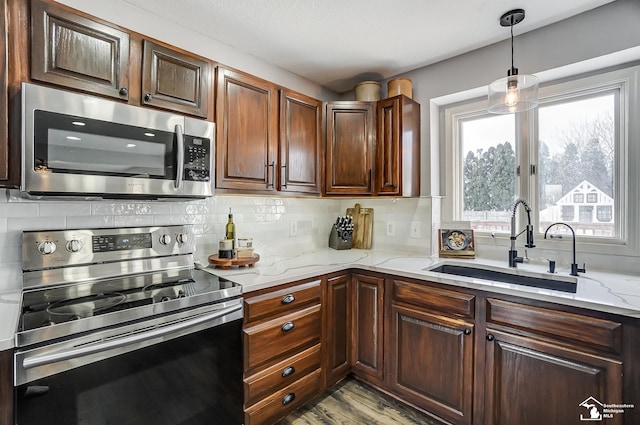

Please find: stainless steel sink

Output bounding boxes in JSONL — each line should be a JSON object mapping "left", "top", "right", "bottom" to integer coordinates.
{"left": 427, "top": 263, "right": 577, "bottom": 293}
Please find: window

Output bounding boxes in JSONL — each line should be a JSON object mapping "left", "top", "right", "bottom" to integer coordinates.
{"left": 443, "top": 65, "right": 638, "bottom": 254}
{"left": 561, "top": 205, "right": 575, "bottom": 221}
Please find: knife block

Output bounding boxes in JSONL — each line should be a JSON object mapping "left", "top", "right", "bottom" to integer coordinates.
{"left": 328, "top": 224, "right": 352, "bottom": 250}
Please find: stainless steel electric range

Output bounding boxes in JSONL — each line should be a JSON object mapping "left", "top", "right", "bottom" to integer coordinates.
{"left": 14, "top": 225, "right": 244, "bottom": 425}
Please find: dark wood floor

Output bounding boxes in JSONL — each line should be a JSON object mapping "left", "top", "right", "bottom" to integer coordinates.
{"left": 277, "top": 378, "right": 442, "bottom": 425}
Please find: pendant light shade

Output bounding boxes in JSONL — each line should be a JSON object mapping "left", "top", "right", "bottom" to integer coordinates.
{"left": 487, "top": 9, "right": 539, "bottom": 114}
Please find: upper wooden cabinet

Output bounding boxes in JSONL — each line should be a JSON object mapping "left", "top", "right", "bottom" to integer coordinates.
{"left": 216, "top": 66, "right": 279, "bottom": 192}
{"left": 29, "top": 0, "right": 211, "bottom": 118}
{"left": 375, "top": 95, "right": 420, "bottom": 196}
{"left": 141, "top": 40, "right": 211, "bottom": 118}
{"left": 325, "top": 101, "right": 375, "bottom": 196}
{"left": 279, "top": 89, "right": 322, "bottom": 195}
{"left": 30, "top": 0, "right": 130, "bottom": 100}
{"left": 0, "top": 0, "right": 9, "bottom": 185}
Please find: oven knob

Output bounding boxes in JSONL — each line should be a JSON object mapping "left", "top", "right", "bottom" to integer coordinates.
{"left": 66, "top": 239, "right": 83, "bottom": 253}
{"left": 176, "top": 233, "right": 188, "bottom": 244}
{"left": 160, "top": 296, "right": 172, "bottom": 302}
{"left": 159, "top": 234, "right": 171, "bottom": 245}
{"left": 37, "top": 241, "right": 57, "bottom": 255}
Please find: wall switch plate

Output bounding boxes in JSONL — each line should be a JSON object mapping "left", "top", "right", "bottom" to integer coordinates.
{"left": 289, "top": 221, "right": 298, "bottom": 237}
{"left": 410, "top": 221, "right": 421, "bottom": 239}
{"left": 386, "top": 221, "right": 396, "bottom": 237}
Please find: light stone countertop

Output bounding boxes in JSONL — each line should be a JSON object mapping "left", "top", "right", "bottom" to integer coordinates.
{"left": 2, "top": 248, "right": 639, "bottom": 351}
{"left": 196, "top": 248, "right": 640, "bottom": 319}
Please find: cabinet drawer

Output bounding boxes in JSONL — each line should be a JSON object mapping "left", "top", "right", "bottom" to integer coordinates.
{"left": 245, "top": 368, "right": 322, "bottom": 425}
{"left": 244, "top": 279, "right": 321, "bottom": 324}
{"left": 244, "top": 344, "right": 320, "bottom": 406}
{"left": 244, "top": 304, "right": 321, "bottom": 371}
{"left": 392, "top": 279, "right": 475, "bottom": 319}
{"left": 486, "top": 298, "right": 622, "bottom": 354}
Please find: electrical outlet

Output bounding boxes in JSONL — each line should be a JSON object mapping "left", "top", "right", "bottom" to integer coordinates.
{"left": 289, "top": 221, "right": 298, "bottom": 237}
{"left": 410, "top": 221, "right": 421, "bottom": 239}
{"left": 386, "top": 221, "right": 396, "bottom": 237}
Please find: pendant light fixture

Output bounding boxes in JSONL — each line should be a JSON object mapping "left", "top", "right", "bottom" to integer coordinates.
{"left": 488, "top": 9, "right": 538, "bottom": 114}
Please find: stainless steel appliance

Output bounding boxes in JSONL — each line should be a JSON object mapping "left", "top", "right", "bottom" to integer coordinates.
{"left": 21, "top": 82, "right": 214, "bottom": 199}
{"left": 14, "top": 225, "right": 243, "bottom": 425}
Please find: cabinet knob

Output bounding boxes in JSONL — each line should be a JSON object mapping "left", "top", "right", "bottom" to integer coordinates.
{"left": 144, "top": 93, "right": 153, "bottom": 102}
{"left": 282, "top": 393, "right": 296, "bottom": 405}
{"left": 281, "top": 294, "right": 295, "bottom": 304}
{"left": 464, "top": 328, "right": 472, "bottom": 335}
{"left": 281, "top": 366, "right": 295, "bottom": 378}
{"left": 281, "top": 321, "right": 295, "bottom": 332}
{"left": 486, "top": 334, "right": 495, "bottom": 341}
{"left": 119, "top": 87, "right": 128, "bottom": 96}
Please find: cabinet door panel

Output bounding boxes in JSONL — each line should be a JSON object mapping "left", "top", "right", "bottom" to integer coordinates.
{"left": 325, "top": 274, "right": 351, "bottom": 387}
{"left": 141, "top": 40, "right": 210, "bottom": 118}
{"left": 351, "top": 274, "right": 384, "bottom": 381}
{"left": 389, "top": 305, "right": 474, "bottom": 425}
{"left": 325, "top": 102, "right": 374, "bottom": 195}
{"left": 216, "top": 68, "right": 278, "bottom": 191}
{"left": 485, "top": 330, "right": 622, "bottom": 425}
{"left": 30, "top": 0, "right": 129, "bottom": 100}
{"left": 279, "top": 89, "right": 321, "bottom": 194}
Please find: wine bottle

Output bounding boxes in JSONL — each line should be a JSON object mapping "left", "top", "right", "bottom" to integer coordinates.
{"left": 225, "top": 208, "right": 236, "bottom": 250}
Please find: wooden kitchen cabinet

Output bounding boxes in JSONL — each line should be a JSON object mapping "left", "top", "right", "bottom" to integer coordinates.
{"left": 279, "top": 88, "right": 322, "bottom": 195}
{"left": 216, "top": 66, "right": 279, "bottom": 192}
{"left": 0, "top": 0, "right": 9, "bottom": 185}
{"left": 141, "top": 40, "right": 211, "bottom": 118}
{"left": 375, "top": 95, "right": 420, "bottom": 196}
{"left": 483, "top": 298, "right": 624, "bottom": 425}
{"left": 324, "top": 101, "right": 375, "bottom": 196}
{"left": 324, "top": 273, "right": 352, "bottom": 388}
{"left": 242, "top": 277, "right": 323, "bottom": 425}
{"left": 351, "top": 273, "right": 384, "bottom": 383}
{"left": 0, "top": 349, "right": 12, "bottom": 425}
{"left": 30, "top": 0, "right": 130, "bottom": 100}
{"left": 387, "top": 278, "right": 476, "bottom": 425}
{"left": 30, "top": 0, "right": 212, "bottom": 117}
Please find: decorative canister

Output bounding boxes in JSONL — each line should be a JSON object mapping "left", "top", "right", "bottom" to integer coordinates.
{"left": 387, "top": 78, "right": 412, "bottom": 99}
{"left": 354, "top": 81, "right": 381, "bottom": 101}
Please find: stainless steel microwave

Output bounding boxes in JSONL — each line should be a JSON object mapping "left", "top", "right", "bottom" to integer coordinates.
{"left": 21, "top": 83, "right": 214, "bottom": 199}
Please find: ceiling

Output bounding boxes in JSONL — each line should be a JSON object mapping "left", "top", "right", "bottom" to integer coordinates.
{"left": 123, "top": 0, "right": 615, "bottom": 93}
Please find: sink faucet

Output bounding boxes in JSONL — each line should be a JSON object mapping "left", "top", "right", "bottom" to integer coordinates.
{"left": 543, "top": 222, "right": 586, "bottom": 276}
{"left": 508, "top": 199, "right": 535, "bottom": 267}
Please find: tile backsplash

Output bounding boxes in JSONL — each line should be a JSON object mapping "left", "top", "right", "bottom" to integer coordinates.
{"left": 0, "top": 190, "right": 433, "bottom": 292}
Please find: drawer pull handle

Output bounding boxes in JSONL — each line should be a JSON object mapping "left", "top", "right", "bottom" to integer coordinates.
{"left": 281, "top": 294, "right": 295, "bottom": 304}
{"left": 281, "top": 321, "right": 295, "bottom": 332}
{"left": 281, "top": 366, "right": 295, "bottom": 377}
{"left": 282, "top": 393, "right": 296, "bottom": 405}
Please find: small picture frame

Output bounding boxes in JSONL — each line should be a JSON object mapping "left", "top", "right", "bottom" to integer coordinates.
{"left": 439, "top": 229, "right": 475, "bottom": 258}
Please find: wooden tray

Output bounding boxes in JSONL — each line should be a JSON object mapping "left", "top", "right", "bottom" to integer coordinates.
{"left": 208, "top": 253, "right": 260, "bottom": 269}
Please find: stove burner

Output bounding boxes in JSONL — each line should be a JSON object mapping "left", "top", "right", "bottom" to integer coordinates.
{"left": 46, "top": 293, "right": 126, "bottom": 321}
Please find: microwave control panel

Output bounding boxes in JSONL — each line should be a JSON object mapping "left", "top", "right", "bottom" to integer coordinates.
{"left": 184, "top": 136, "right": 211, "bottom": 181}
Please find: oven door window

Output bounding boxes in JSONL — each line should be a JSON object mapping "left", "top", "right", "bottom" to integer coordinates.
{"left": 33, "top": 110, "right": 175, "bottom": 179}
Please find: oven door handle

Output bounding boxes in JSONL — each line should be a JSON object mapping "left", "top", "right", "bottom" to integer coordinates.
{"left": 175, "top": 123, "right": 184, "bottom": 189}
{"left": 22, "top": 303, "right": 242, "bottom": 370}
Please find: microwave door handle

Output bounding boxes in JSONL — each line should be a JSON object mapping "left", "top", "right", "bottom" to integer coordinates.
{"left": 175, "top": 124, "right": 184, "bottom": 189}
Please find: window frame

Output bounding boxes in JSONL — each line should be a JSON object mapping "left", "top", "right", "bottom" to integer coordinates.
{"left": 442, "top": 65, "right": 640, "bottom": 257}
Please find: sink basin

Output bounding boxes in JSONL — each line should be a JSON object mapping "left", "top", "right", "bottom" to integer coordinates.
{"left": 427, "top": 263, "right": 577, "bottom": 293}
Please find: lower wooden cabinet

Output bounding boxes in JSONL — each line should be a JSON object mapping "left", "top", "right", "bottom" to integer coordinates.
{"left": 324, "top": 273, "right": 351, "bottom": 387}
{"left": 0, "top": 349, "right": 12, "bottom": 425}
{"left": 351, "top": 273, "right": 384, "bottom": 382}
{"left": 484, "top": 330, "right": 623, "bottom": 425}
{"left": 388, "top": 304, "right": 474, "bottom": 425}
